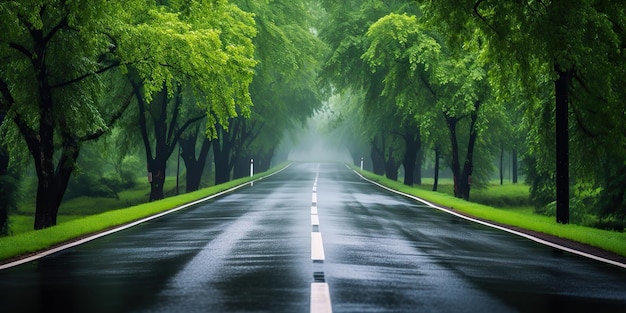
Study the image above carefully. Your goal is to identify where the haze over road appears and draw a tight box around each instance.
[1,163,625,312]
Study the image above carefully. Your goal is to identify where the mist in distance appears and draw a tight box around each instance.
[285,115,352,164]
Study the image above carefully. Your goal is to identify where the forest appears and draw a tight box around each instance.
[1,0,625,235]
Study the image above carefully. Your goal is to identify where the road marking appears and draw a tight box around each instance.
[311,282,333,313]
[311,232,325,261]
[0,164,294,271]
[311,214,320,226]
[350,165,626,270]
[311,164,332,313]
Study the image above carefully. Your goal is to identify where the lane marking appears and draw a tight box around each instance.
[350,166,626,269]
[311,282,333,313]
[311,232,326,261]
[311,163,332,313]
[311,214,320,226]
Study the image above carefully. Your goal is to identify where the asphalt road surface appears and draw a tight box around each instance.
[1,163,625,313]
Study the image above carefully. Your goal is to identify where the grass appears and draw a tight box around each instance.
[10,177,180,234]
[0,163,288,263]
[354,166,626,258]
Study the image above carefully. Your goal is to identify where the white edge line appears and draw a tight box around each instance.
[0,164,293,271]
[349,165,626,269]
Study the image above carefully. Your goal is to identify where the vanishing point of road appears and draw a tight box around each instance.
[1,163,625,312]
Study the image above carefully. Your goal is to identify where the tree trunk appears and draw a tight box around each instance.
[401,129,420,186]
[512,148,518,183]
[500,146,504,185]
[135,83,203,201]
[432,146,441,192]
[180,135,211,192]
[213,133,233,185]
[445,114,461,198]
[458,103,480,201]
[413,147,423,185]
[0,112,9,234]
[370,141,385,175]
[147,158,166,201]
[384,155,399,181]
[256,148,275,172]
[232,156,251,179]
[555,65,571,224]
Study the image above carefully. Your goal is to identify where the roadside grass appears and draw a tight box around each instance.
[10,177,179,235]
[354,167,626,258]
[0,163,288,263]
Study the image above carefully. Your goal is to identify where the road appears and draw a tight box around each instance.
[1,163,625,313]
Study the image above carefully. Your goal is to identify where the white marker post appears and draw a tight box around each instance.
[360,157,363,171]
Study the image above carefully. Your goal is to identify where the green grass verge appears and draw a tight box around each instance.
[0,163,288,263]
[10,177,181,235]
[353,166,626,258]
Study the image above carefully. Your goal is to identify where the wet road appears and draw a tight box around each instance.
[1,163,626,312]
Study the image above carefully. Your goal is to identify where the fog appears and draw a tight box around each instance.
[284,114,352,164]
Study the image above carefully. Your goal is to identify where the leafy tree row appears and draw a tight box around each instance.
[318,0,626,227]
[0,0,323,232]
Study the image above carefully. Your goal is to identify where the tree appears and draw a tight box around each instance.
[319,1,427,183]
[132,83,203,201]
[0,1,140,229]
[179,125,211,192]
[417,0,626,223]
[363,12,494,199]
[210,0,324,183]
[123,1,256,198]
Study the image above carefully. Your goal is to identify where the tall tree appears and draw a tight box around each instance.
[319,1,426,183]
[363,12,494,199]
[417,0,626,223]
[132,83,203,201]
[0,1,139,229]
[214,0,324,183]
[124,0,257,197]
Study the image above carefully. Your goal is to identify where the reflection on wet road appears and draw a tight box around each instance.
[1,163,625,312]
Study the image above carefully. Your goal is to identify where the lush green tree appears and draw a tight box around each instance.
[123,0,256,199]
[0,1,142,229]
[363,12,495,199]
[210,0,324,183]
[319,1,427,183]
[417,0,626,223]
[0,0,257,227]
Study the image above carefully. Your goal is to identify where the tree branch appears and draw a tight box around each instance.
[472,0,503,38]
[131,79,154,162]
[79,86,136,142]
[167,115,205,158]
[51,61,121,89]
[8,43,32,58]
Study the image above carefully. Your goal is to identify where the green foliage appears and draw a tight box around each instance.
[114,0,257,137]
[417,0,626,224]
